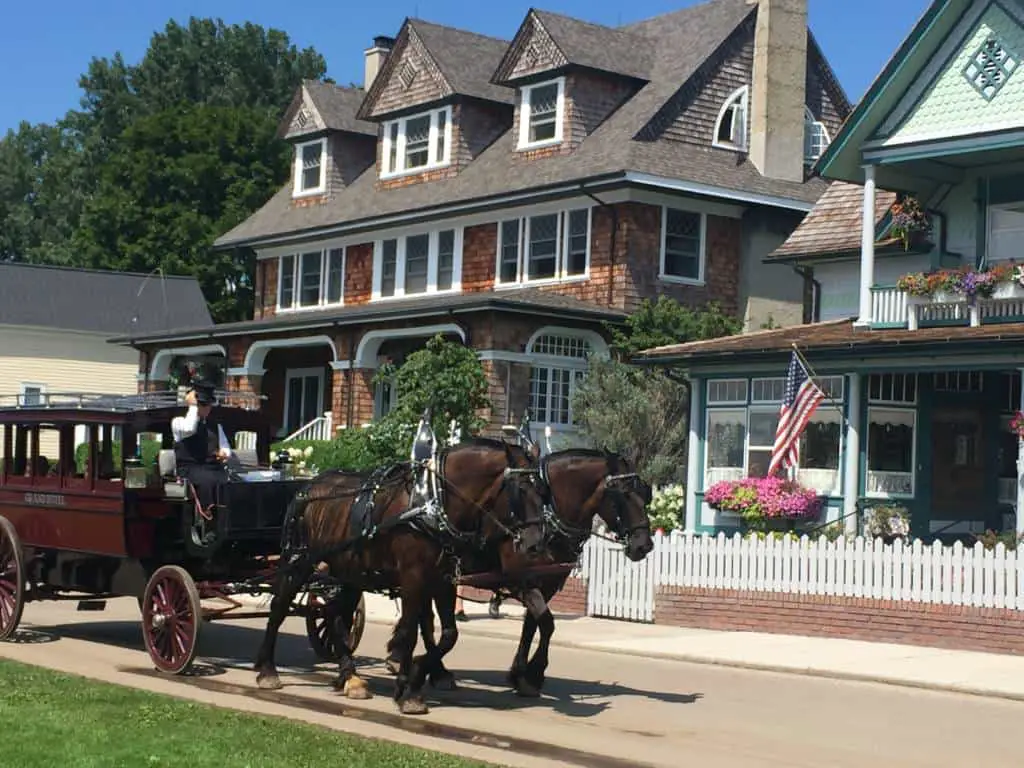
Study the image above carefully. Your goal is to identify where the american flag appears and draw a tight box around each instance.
[768,351,826,477]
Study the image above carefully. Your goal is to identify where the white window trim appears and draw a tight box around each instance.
[804,107,831,164]
[283,368,325,436]
[659,206,707,285]
[371,228,464,300]
[275,247,346,313]
[19,383,46,407]
[517,77,566,151]
[380,106,453,179]
[865,406,917,500]
[494,207,592,288]
[712,85,749,152]
[293,138,327,198]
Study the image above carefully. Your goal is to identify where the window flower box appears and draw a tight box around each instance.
[704,476,825,531]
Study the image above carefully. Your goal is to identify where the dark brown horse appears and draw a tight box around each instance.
[417,447,655,698]
[253,437,546,715]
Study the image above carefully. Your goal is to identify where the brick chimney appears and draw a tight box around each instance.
[364,36,395,90]
[748,0,808,183]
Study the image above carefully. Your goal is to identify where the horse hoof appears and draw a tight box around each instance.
[430,673,458,691]
[514,680,541,698]
[399,697,429,715]
[385,658,400,676]
[343,676,373,700]
[256,673,282,691]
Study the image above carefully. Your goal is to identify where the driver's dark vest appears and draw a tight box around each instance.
[174,417,220,467]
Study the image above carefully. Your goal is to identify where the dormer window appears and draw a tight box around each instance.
[518,78,565,150]
[804,107,830,164]
[712,86,748,151]
[293,138,327,197]
[381,106,452,178]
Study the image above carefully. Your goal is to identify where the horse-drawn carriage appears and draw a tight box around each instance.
[0,391,362,674]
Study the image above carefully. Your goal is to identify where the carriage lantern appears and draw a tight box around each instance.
[123,455,150,490]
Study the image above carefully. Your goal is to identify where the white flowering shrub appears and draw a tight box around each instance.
[284,445,317,476]
[647,483,684,532]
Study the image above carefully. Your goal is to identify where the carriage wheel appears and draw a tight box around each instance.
[141,565,201,674]
[0,516,25,640]
[306,593,366,662]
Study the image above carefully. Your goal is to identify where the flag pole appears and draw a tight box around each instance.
[790,342,849,430]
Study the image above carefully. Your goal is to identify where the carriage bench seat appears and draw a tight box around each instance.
[158,449,190,499]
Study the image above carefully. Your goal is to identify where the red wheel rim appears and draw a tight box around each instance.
[143,568,198,673]
[0,521,24,639]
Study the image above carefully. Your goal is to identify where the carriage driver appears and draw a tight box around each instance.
[170,379,235,516]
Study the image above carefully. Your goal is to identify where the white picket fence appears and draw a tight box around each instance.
[576,531,1024,623]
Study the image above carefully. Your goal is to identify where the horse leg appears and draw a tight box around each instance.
[523,583,560,693]
[386,598,436,676]
[328,587,372,700]
[254,556,311,690]
[393,576,430,715]
[427,581,459,691]
[508,609,540,698]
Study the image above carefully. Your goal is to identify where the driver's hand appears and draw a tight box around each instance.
[184,390,197,406]
[216,449,230,461]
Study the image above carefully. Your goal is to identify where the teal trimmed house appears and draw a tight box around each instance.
[638,0,1024,540]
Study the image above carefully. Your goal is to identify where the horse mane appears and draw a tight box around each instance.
[442,436,510,453]
[545,448,613,464]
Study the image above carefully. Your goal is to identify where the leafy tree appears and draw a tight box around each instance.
[369,335,493,463]
[609,296,740,360]
[576,297,740,487]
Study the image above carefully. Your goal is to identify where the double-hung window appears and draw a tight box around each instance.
[527,332,592,429]
[381,106,452,177]
[866,373,917,498]
[660,207,706,284]
[373,229,462,299]
[276,248,345,310]
[293,139,327,197]
[496,208,590,285]
[518,78,565,149]
[703,376,845,497]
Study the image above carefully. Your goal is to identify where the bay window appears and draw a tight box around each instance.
[277,248,345,310]
[703,375,844,495]
[865,373,917,498]
[293,138,326,197]
[496,208,590,285]
[381,106,452,177]
[518,78,564,149]
[373,228,462,299]
[527,331,592,429]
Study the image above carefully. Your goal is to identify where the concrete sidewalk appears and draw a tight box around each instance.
[360,592,1024,703]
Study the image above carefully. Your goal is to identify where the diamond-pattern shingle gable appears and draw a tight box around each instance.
[358,22,451,120]
[278,81,376,140]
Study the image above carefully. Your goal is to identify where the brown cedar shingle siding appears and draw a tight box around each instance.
[768,181,897,261]
[217,0,838,249]
[365,29,449,119]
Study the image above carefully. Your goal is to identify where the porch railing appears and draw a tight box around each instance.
[870,285,908,326]
[871,284,1024,329]
[283,412,334,443]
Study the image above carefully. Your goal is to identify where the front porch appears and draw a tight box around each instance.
[689,366,1024,542]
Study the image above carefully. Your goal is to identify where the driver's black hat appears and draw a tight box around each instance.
[191,379,217,406]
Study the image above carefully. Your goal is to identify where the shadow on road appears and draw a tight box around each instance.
[13,616,702,719]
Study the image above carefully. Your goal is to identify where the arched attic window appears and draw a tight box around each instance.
[712,86,748,151]
[804,107,831,164]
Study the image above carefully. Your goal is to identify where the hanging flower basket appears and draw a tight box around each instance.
[887,196,931,251]
[704,476,824,531]
[1010,411,1024,440]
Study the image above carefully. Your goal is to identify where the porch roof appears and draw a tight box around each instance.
[107,288,626,346]
[635,318,1024,365]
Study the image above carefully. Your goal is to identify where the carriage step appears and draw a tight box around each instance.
[76,600,107,611]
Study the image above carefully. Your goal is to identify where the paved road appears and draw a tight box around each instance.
[2,598,1022,768]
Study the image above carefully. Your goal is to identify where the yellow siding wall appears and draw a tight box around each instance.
[0,325,138,457]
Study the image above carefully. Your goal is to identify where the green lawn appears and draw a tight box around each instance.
[0,659,493,768]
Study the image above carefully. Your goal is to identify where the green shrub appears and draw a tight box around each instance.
[74,440,162,474]
[270,428,378,473]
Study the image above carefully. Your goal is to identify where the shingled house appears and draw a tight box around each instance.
[113,0,848,441]
[638,0,1024,541]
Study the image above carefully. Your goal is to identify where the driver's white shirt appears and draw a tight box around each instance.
[171,405,232,455]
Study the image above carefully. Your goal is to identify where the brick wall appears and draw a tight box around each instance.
[653,587,1024,656]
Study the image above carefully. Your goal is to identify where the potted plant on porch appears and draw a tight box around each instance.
[863,504,910,543]
[704,476,825,533]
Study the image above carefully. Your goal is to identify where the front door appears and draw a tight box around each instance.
[284,368,324,436]
[931,405,987,529]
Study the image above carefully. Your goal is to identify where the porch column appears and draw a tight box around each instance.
[1017,368,1024,538]
[855,164,877,327]
[684,377,702,533]
[842,372,862,537]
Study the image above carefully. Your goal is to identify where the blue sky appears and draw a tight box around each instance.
[0,0,930,134]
